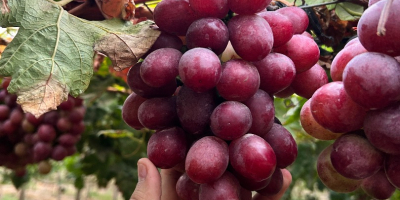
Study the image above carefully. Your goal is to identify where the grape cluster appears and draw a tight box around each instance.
[0,78,85,177]
[119,0,332,198]
[300,0,400,199]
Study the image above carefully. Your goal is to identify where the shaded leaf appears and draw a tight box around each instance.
[331,2,364,21]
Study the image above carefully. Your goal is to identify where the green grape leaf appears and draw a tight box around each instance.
[330,2,364,21]
[0,0,160,117]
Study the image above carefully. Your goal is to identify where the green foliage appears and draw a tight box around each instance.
[286,0,364,21]
[61,64,152,200]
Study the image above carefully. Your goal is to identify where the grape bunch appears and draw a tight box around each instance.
[299,0,400,199]
[0,78,86,177]
[120,0,330,198]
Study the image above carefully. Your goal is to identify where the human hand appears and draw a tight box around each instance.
[130,158,292,200]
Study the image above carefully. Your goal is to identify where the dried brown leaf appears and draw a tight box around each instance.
[94,25,160,71]
[17,78,68,117]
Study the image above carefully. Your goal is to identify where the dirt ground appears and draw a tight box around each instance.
[0,178,123,200]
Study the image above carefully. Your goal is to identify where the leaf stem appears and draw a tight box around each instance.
[298,0,340,8]
[377,0,393,36]
[53,0,74,6]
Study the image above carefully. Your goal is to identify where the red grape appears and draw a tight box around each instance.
[178,48,222,93]
[189,0,228,18]
[343,52,400,110]
[229,134,276,182]
[186,18,229,55]
[185,136,229,184]
[274,35,320,73]
[253,53,296,95]
[228,14,273,62]
[147,127,188,169]
[310,82,367,133]
[258,11,294,47]
[317,144,362,193]
[210,101,252,140]
[216,59,260,102]
[357,0,400,56]
[330,132,384,180]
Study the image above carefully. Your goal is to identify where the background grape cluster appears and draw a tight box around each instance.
[0,78,86,177]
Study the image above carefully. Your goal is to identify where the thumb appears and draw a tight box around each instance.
[130,158,162,200]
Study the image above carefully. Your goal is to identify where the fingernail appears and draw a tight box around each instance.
[138,163,147,182]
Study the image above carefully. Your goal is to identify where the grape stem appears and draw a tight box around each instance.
[1,0,9,14]
[377,0,393,36]
[53,0,74,6]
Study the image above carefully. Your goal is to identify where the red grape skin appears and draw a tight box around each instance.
[310,82,367,133]
[263,123,297,168]
[189,0,229,19]
[68,107,85,123]
[137,96,178,130]
[385,154,400,189]
[176,173,200,200]
[147,127,188,169]
[140,48,182,87]
[216,60,260,102]
[122,93,147,130]
[330,132,385,180]
[153,0,199,36]
[330,41,367,81]
[363,102,400,155]
[127,62,177,98]
[300,100,342,140]
[178,48,222,93]
[258,11,294,47]
[58,95,75,111]
[9,108,24,125]
[274,35,320,73]
[0,105,10,121]
[56,117,72,132]
[228,0,271,15]
[343,52,400,110]
[186,18,229,55]
[37,124,57,143]
[58,134,78,147]
[357,0,400,56]
[199,171,241,200]
[185,136,229,184]
[276,6,309,34]
[291,63,328,99]
[176,86,217,135]
[229,134,276,182]
[145,31,183,56]
[257,168,283,196]
[51,145,68,161]
[70,121,85,136]
[253,53,296,95]
[210,101,252,140]
[229,167,271,191]
[317,144,362,193]
[361,169,396,199]
[344,37,359,48]
[228,14,273,62]
[33,142,52,161]
[243,89,275,137]
[274,86,294,98]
